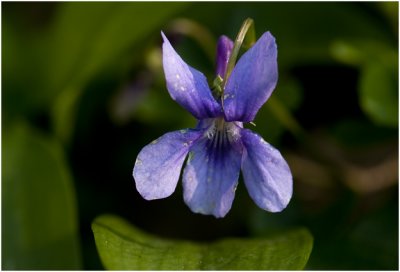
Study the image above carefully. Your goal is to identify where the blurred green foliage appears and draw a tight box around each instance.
[2,122,81,269]
[2,2,398,270]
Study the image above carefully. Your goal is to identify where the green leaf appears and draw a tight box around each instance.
[2,122,81,269]
[92,214,313,270]
[329,39,397,127]
[3,2,188,140]
[359,58,398,127]
[50,2,189,144]
[48,2,188,91]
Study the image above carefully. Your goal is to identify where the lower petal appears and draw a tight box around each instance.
[133,129,202,200]
[182,130,242,218]
[241,129,292,212]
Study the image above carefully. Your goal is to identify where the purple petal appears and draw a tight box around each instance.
[223,32,278,122]
[162,32,222,119]
[241,129,292,212]
[216,35,234,78]
[133,129,203,200]
[182,126,243,218]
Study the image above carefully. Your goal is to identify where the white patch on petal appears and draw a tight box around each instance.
[204,122,216,139]
[135,158,142,166]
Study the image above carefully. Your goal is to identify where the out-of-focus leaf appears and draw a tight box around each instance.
[219,2,394,68]
[48,2,188,92]
[330,39,397,127]
[2,17,50,122]
[52,87,81,144]
[359,58,398,127]
[92,214,313,270]
[49,2,189,143]
[3,2,188,140]
[330,41,364,66]
[2,122,81,269]
[331,39,396,67]
[377,1,398,34]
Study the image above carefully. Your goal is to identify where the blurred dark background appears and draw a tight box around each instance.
[2,2,398,270]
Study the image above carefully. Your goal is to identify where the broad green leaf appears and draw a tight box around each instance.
[2,122,81,269]
[92,214,313,270]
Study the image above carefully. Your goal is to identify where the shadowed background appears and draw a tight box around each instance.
[2,2,398,270]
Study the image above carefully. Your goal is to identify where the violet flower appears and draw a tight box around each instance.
[133,31,292,218]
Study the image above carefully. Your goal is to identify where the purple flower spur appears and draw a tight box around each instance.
[133,31,293,218]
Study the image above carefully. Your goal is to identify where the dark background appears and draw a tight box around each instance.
[2,2,398,270]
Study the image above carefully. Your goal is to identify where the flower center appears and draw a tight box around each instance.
[203,117,241,143]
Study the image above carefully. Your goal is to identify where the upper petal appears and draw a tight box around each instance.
[182,124,243,218]
[216,35,234,78]
[240,129,292,212]
[133,129,203,200]
[223,32,278,122]
[162,32,222,119]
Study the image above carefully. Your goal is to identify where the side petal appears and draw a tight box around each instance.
[241,129,292,212]
[224,32,278,122]
[133,129,202,200]
[162,32,222,119]
[182,130,242,218]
